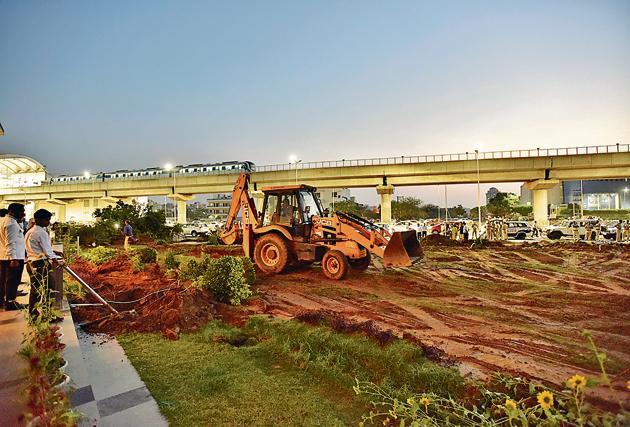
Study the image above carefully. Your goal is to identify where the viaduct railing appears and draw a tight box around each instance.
[255,143,630,172]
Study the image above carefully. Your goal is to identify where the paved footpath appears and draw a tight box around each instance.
[0,280,167,427]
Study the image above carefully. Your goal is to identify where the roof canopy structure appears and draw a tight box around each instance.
[0,154,46,175]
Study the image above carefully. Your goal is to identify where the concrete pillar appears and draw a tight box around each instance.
[56,204,67,222]
[177,200,187,224]
[251,190,264,211]
[525,179,559,227]
[376,184,394,224]
[532,189,549,227]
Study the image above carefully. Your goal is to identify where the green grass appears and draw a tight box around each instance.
[118,317,463,426]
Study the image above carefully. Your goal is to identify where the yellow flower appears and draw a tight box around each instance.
[567,374,587,391]
[419,397,431,408]
[537,390,554,410]
[505,399,517,411]
[407,397,415,405]
[388,410,397,419]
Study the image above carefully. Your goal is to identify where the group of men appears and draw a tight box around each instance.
[0,203,64,320]
[576,219,630,242]
[485,219,509,241]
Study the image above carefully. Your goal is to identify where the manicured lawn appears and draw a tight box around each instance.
[118,318,463,426]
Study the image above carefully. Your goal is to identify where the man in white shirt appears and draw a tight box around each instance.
[0,203,26,310]
[25,209,64,318]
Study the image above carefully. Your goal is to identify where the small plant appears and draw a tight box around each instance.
[19,273,80,426]
[207,233,220,245]
[133,246,157,264]
[63,279,85,301]
[131,255,145,272]
[164,251,180,270]
[81,246,118,265]
[182,255,255,305]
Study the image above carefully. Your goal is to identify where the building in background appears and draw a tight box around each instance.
[485,187,500,204]
[207,193,232,219]
[520,179,630,211]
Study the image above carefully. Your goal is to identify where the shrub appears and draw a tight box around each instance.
[164,251,180,270]
[207,233,220,245]
[82,246,118,265]
[131,255,145,272]
[182,255,255,305]
[134,247,157,264]
[197,256,255,305]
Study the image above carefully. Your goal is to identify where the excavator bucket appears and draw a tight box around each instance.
[382,230,423,267]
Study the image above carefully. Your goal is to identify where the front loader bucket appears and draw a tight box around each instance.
[382,230,423,267]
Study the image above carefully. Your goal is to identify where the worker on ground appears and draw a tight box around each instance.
[486,220,493,241]
[0,203,26,311]
[122,219,137,250]
[25,209,64,320]
[622,220,630,242]
[471,222,479,240]
[585,221,593,242]
[616,220,623,242]
[462,222,469,241]
[571,221,579,241]
[451,223,458,240]
[501,220,508,241]
[594,220,602,241]
[531,221,539,238]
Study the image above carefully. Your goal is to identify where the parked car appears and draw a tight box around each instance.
[506,221,531,240]
[373,222,395,235]
[391,220,423,233]
[543,219,599,240]
[181,221,210,237]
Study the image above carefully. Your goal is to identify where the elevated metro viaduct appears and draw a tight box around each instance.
[1,144,629,225]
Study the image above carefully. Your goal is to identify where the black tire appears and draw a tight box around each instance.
[254,234,290,274]
[548,231,562,240]
[349,251,371,271]
[515,232,526,240]
[322,250,349,280]
[191,230,198,237]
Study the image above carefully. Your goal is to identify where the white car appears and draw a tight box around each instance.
[391,220,423,233]
[373,222,395,235]
[543,219,599,240]
[181,221,210,237]
[207,221,224,232]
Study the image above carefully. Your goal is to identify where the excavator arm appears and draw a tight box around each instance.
[219,173,260,258]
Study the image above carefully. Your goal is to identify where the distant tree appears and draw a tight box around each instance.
[512,205,533,218]
[334,200,377,219]
[469,206,488,221]
[392,197,426,221]
[422,204,440,219]
[449,204,467,218]
[187,204,212,221]
[486,192,519,217]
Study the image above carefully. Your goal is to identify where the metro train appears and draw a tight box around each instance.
[50,160,255,184]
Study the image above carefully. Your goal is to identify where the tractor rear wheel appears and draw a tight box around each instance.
[349,251,371,271]
[254,234,290,274]
[322,250,349,280]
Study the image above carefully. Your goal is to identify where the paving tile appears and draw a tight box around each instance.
[70,384,95,407]
[76,330,145,401]
[99,399,168,427]
[97,386,153,417]
[75,400,99,427]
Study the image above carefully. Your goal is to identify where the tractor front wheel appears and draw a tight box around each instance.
[322,250,349,280]
[254,234,290,274]
[349,251,371,271]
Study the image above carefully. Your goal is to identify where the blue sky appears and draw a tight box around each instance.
[1,0,629,205]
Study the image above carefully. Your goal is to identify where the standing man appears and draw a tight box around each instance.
[623,220,630,242]
[122,219,136,250]
[471,221,479,240]
[571,221,579,241]
[585,221,593,242]
[615,220,622,242]
[0,203,26,310]
[25,209,64,318]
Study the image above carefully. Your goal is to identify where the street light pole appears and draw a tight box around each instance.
[475,150,481,231]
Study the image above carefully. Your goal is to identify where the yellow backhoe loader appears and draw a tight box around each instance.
[220,173,422,279]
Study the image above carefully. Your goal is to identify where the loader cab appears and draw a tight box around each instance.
[261,185,323,238]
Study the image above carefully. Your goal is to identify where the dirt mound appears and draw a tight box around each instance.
[69,255,215,338]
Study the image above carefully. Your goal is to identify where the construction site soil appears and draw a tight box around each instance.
[69,240,630,405]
